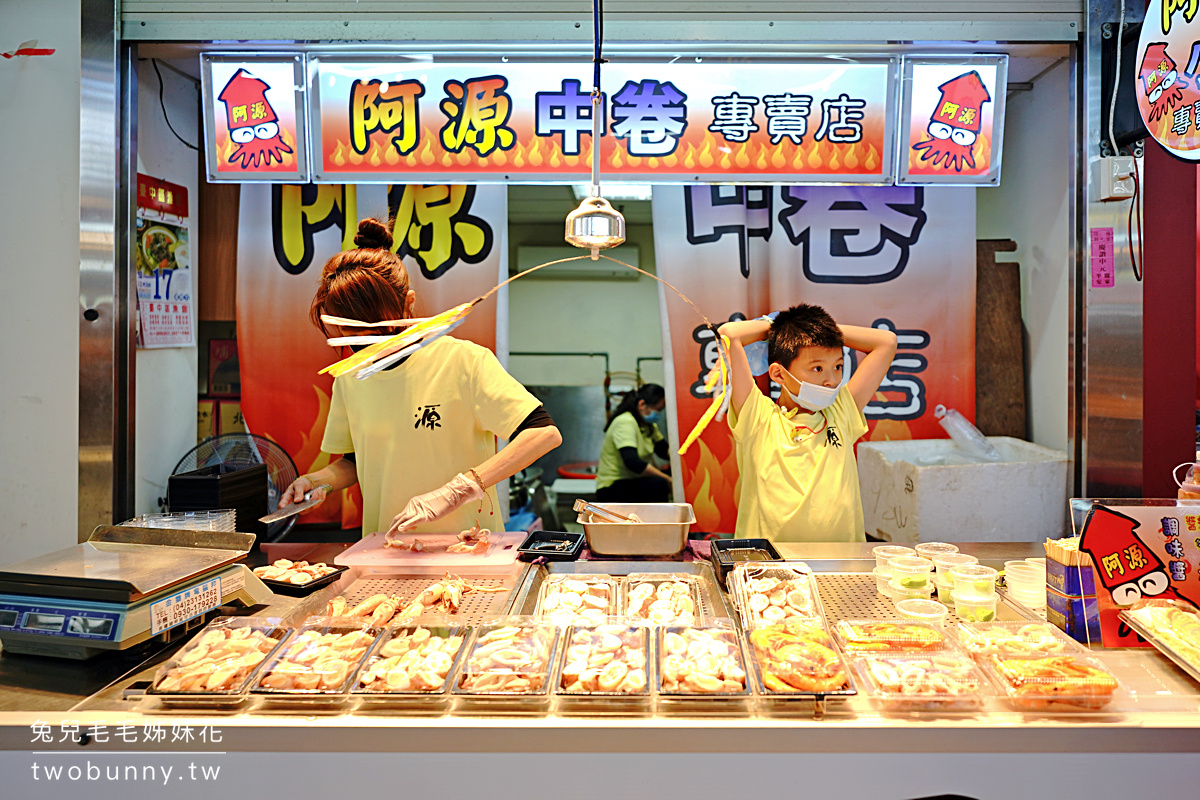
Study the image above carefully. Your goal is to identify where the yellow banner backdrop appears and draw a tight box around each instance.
[236,183,507,526]
[653,185,976,533]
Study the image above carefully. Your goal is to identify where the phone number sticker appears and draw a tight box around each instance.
[150,577,222,635]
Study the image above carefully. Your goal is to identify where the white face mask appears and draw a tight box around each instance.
[779,367,840,412]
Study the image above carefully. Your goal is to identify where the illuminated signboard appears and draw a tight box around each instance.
[306,57,898,183]
[898,56,1008,186]
[1134,0,1200,160]
[201,54,309,182]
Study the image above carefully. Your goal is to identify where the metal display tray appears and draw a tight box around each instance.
[507,561,736,621]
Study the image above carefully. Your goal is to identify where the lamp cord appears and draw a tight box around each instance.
[590,0,604,194]
[152,59,199,151]
[1108,0,1125,156]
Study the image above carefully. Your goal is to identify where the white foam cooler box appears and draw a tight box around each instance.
[857,436,1069,543]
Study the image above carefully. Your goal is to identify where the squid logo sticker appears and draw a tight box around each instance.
[1140,43,1189,123]
[911,71,991,172]
[217,69,294,169]
[1079,505,1200,608]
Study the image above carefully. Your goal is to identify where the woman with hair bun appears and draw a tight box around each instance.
[279,217,562,536]
[594,383,672,503]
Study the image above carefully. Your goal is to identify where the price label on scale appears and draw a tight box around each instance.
[149,577,222,635]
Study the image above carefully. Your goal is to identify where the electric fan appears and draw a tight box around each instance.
[170,433,299,542]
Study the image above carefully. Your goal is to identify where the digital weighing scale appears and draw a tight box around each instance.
[0,525,273,659]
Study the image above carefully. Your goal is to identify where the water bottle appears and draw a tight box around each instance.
[934,405,1002,461]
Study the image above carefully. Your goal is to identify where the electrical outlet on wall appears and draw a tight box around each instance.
[1098,156,1136,201]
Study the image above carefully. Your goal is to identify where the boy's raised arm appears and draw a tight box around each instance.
[841,324,898,412]
[717,318,772,416]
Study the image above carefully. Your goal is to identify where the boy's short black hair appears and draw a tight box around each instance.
[767,304,844,367]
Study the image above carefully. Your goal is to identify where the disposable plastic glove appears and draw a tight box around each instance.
[386,473,484,535]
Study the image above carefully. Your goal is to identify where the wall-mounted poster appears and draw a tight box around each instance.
[201,54,309,182]
[136,215,193,348]
[898,56,1007,186]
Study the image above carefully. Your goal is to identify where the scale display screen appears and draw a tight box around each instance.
[68,616,113,636]
[0,609,17,627]
[23,612,66,632]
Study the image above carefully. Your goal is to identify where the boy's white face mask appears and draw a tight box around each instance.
[779,367,840,412]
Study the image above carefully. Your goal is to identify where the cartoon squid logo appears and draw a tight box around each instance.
[1140,42,1189,123]
[1079,505,1200,608]
[217,69,294,169]
[912,71,991,172]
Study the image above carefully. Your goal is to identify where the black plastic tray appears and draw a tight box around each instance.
[518,531,585,562]
[709,538,782,588]
[257,564,349,596]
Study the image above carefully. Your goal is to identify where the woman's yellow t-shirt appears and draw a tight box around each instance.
[321,336,540,535]
[727,385,868,542]
[596,412,665,490]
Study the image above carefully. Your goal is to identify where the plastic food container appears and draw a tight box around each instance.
[915,542,959,561]
[873,545,916,575]
[555,621,651,715]
[981,652,1123,711]
[1120,598,1200,683]
[452,617,561,715]
[1007,586,1047,609]
[535,574,619,627]
[951,590,998,622]
[853,652,990,713]
[873,566,891,595]
[576,502,695,557]
[834,619,949,654]
[656,619,750,713]
[933,552,979,578]
[730,561,822,630]
[253,619,379,706]
[954,621,1083,658]
[885,581,935,602]
[745,621,855,704]
[888,557,934,590]
[895,599,949,626]
[622,573,702,625]
[147,617,290,708]
[353,622,469,712]
[949,564,998,600]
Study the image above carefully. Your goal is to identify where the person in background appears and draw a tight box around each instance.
[595,384,672,503]
[720,304,897,542]
[280,217,562,536]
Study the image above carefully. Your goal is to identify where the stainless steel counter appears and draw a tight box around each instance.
[2,541,1199,790]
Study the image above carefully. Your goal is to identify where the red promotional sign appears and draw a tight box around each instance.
[136,174,189,218]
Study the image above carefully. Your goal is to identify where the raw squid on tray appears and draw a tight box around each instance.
[151,623,281,694]
[624,577,698,625]
[253,559,339,585]
[324,572,506,625]
[536,576,617,627]
[256,626,376,693]
[356,626,466,693]
[856,653,987,711]
[955,622,1074,657]
[1124,599,1200,669]
[834,620,948,654]
[383,526,491,555]
[734,564,821,628]
[559,625,649,694]
[747,622,848,694]
[457,624,558,694]
[658,625,747,694]
[983,654,1120,711]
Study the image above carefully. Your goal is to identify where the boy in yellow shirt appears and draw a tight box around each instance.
[720,305,897,542]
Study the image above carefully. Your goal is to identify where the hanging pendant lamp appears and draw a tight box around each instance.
[565,0,626,259]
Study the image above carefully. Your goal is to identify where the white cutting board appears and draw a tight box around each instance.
[334,530,524,568]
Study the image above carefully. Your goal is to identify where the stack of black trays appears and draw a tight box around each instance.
[168,463,268,538]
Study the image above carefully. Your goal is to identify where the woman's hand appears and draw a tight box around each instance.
[387,473,484,535]
[279,475,330,513]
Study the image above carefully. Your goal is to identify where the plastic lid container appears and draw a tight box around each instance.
[951,590,998,622]
[454,618,561,697]
[895,599,949,625]
[955,621,1081,657]
[731,561,822,630]
[873,545,916,573]
[933,553,979,575]
[915,542,959,561]
[1005,562,1045,578]
[872,566,891,595]
[888,557,934,590]
[949,564,998,600]
[982,653,1122,711]
[834,619,948,653]
[887,581,935,601]
[746,621,850,695]
[853,652,990,712]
